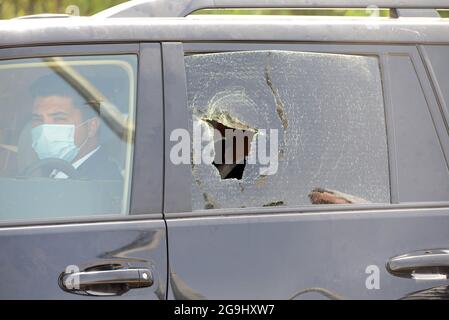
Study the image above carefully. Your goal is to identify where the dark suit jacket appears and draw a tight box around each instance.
[76,147,122,180]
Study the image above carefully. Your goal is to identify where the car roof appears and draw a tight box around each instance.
[1,16,449,48]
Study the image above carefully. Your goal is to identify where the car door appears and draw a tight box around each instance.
[162,42,449,300]
[0,43,167,299]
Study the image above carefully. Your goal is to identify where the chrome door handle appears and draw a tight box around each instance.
[59,267,153,296]
[387,249,449,280]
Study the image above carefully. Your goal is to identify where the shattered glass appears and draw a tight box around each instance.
[185,50,390,210]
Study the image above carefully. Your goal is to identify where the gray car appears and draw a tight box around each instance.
[1,0,449,300]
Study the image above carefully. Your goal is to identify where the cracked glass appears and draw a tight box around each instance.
[185,50,390,210]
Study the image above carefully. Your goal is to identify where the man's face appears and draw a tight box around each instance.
[32,95,89,147]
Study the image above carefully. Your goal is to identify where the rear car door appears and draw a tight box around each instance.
[0,43,166,299]
[163,42,449,300]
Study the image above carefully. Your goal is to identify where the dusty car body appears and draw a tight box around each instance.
[1,0,449,299]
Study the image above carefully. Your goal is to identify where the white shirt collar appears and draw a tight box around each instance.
[72,146,101,169]
[52,146,101,179]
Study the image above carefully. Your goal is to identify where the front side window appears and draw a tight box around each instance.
[185,50,389,210]
[0,54,137,221]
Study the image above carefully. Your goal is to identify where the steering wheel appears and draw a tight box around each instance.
[19,158,81,179]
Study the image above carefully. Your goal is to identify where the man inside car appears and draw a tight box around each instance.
[29,76,122,180]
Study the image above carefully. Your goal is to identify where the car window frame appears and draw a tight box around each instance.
[0,43,164,227]
[163,41,449,218]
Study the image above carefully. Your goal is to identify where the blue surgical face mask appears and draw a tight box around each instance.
[31,121,89,163]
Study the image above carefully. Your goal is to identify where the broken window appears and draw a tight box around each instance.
[185,50,390,210]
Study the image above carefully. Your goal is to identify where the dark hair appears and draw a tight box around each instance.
[30,74,100,121]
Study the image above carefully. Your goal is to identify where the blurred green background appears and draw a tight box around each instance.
[0,0,447,19]
[0,0,126,17]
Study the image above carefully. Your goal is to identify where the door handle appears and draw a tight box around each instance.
[59,267,153,296]
[386,249,449,280]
